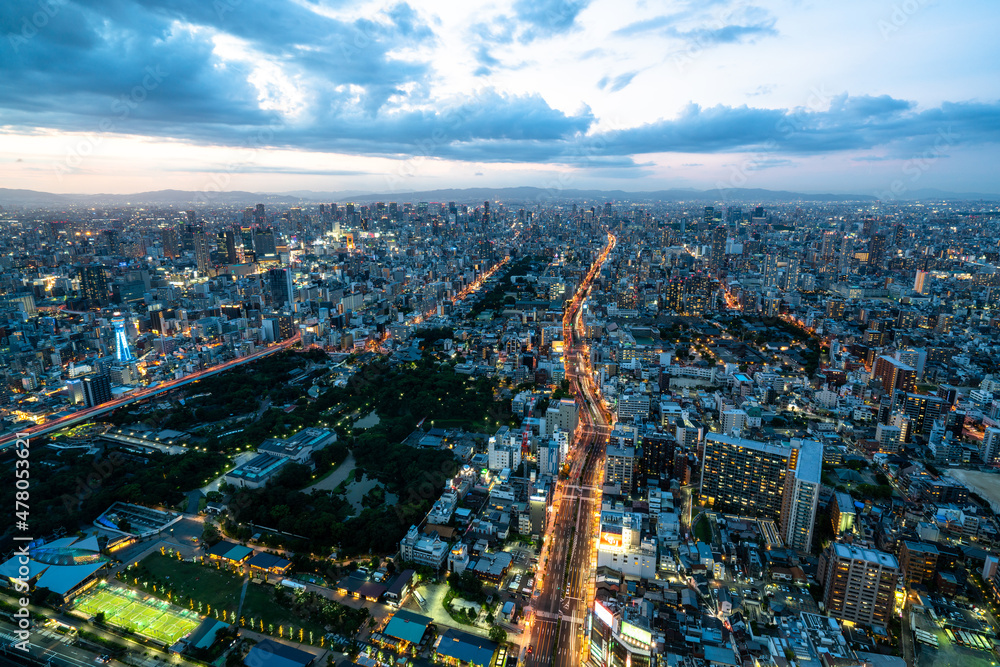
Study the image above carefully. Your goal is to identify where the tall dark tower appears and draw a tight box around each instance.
[79,266,109,308]
[710,225,727,272]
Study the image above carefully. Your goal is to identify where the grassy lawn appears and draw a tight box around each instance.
[693,513,713,544]
[242,585,326,637]
[128,553,324,637]
[134,553,243,610]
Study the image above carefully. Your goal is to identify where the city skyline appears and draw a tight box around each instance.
[2,0,999,196]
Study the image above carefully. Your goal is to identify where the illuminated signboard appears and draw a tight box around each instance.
[594,601,614,628]
[620,621,652,647]
[599,532,622,548]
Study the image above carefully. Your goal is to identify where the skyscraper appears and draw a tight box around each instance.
[779,439,823,552]
[700,433,822,547]
[255,228,277,260]
[699,433,792,520]
[873,355,917,394]
[225,229,237,265]
[762,253,780,288]
[818,543,899,627]
[868,233,887,269]
[79,266,109,308]
[710,225,727,272]
[187,225,210,273]
[161,228,179,259]
[268,267,294,307]
[83,373,112,407]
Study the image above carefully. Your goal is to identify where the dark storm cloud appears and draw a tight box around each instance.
[2,1,999,172]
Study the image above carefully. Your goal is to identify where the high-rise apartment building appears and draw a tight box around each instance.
[762,253,780,288]
[982,427,1000,465]
[700,434,822,550]
[892,391,945,436]
[818,543,899,627]
[873,355,917,394]
[898,540,939,588]
[83,373,112,407]
[188,225,210,273]
[779,439,823,552]
[79,265,110,308]
[710,225,727,272]
[605,445,637,494]
[699,433,792,520]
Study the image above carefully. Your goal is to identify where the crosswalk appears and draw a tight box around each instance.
[533,611,585,624]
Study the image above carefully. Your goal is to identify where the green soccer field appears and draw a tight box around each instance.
[73,586,201,645]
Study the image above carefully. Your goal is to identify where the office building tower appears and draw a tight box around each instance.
[268,267,294,307]
[545,398,579,437]
[188,225,210,273]
[914,270,929,295]
[638,430,677,485]
[223,229,237,265]
[710,225,727,272]
[538,442,560,477]
[161,228,179,259]
[862,217,877,237]
[818,543,898,627]
[868,233,887,268]
[255,228,277,260]
[83,374,112,407]
[79,266,109,307]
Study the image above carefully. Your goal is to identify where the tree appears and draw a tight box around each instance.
[202,522,222,546]
[489,625,507,644]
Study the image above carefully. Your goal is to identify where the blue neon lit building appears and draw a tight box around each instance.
[112,315,136,363]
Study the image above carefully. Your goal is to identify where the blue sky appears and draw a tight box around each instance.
[1,0,998,195]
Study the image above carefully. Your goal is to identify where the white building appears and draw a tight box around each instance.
[781,439,824,553]
[720,409,747,436]
[596,503,657,579]
[400,525,449,569]
[427,490,459,525]
[982,427,1000,465]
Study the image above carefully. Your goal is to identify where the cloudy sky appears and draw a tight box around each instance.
[1,0,998,195]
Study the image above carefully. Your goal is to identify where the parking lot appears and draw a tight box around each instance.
[912,608,998,667]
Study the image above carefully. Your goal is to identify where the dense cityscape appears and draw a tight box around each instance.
[0,193,999,667]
